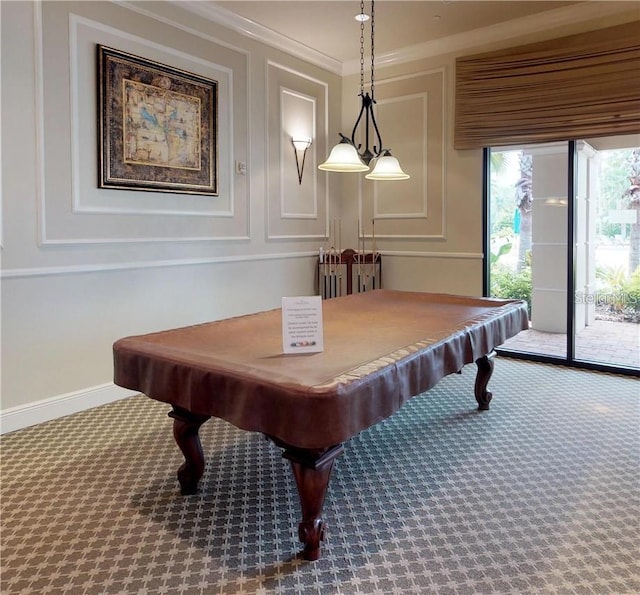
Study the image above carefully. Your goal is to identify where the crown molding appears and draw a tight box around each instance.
[169,1,639,78]
[346,3,639,75]
[170,0,343,75]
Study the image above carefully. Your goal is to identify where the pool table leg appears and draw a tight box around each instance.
[281,443,344,561]
[475,352,495,410]
[168,406,211,495]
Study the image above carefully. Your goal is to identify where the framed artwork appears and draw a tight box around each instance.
[98,45,218,195]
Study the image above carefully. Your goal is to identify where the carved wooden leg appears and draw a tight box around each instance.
[475,352,496,410]
[281,444,344,561]
[168,406,211,495]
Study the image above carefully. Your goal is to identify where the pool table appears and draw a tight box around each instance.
[113,289,529,560]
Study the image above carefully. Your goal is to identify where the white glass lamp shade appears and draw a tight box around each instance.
[365,151,410,180]
[318,139,369,172]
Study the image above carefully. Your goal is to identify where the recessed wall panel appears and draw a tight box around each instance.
[280,89,316,218]
[373,94,427,218]
[361,69,445,239]
[39,3,250,244]
[267,62,328,239]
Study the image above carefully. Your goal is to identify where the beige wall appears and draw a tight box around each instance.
[335,4,639,296]
[2,1,635,431]
[0,0,340,429]
[337,59,485,295]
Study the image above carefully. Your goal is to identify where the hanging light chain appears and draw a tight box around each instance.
[318,0,408,178]
[370,0,375,100]
[359,0,365,95]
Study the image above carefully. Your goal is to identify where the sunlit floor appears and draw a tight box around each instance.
[502,320,639,369]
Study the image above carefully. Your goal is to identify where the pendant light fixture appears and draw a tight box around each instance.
[319,0,409,180]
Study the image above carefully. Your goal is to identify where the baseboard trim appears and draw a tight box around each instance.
[0,383,139,435]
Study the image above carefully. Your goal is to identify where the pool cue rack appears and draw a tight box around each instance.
[316,248,382,299]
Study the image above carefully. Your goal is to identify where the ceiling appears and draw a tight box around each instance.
[212,1,584,64]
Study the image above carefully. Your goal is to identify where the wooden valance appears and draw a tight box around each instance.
[454,21,640,149]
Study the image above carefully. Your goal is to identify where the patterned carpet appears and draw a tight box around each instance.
[1,358,639,594]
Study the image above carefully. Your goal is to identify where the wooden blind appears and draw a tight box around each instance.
[454,22,640,149]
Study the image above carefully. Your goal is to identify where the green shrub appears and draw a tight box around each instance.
[596,265,640,318]
[490,265,532,314]
[598,221,622,238]
[624,266,640,314]
[490,242,512,265]
[596,264,627,291]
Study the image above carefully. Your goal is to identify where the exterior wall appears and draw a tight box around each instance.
[529,144,570,333]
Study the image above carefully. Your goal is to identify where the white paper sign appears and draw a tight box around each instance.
[282,296,324,354]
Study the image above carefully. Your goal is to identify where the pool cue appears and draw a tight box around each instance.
[356,221,361,293]
[337,219,342,296]
[360,224,366,293]
[321,247,327,299]
[371,218,377,290]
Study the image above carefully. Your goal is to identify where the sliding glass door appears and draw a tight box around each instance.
[573,141,640,369]
[486,136,639,374]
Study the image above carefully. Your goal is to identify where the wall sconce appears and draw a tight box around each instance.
[292,137,312,185]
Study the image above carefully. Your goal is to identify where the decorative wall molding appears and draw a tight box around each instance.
[266,61,329,241]
[373,92,428,220]
[369,234,446,240]
[279,87,318,219]
[361,68,446,240]
[34,1,47,247]
[34,3,251,247]
[0,250,317,279]
[381,250,483,260]
[68,14,236,218]
[32,234,252,247]
[0,248,481,279]
[0,383,139,435]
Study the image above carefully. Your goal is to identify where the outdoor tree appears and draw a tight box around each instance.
[515,153,533,272]
[623,148,640,274]
[599,149,632,238]
[489,151,518,237]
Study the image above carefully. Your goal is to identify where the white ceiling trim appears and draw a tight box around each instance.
[172,0,343,75]
[351,2,640,75]
[174,1,638,78]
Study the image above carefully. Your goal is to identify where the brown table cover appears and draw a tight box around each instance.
[113,290,529,449]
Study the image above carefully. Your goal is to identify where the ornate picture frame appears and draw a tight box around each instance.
[98,45,218,195]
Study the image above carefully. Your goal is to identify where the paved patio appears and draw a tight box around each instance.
[502,319,639,369]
